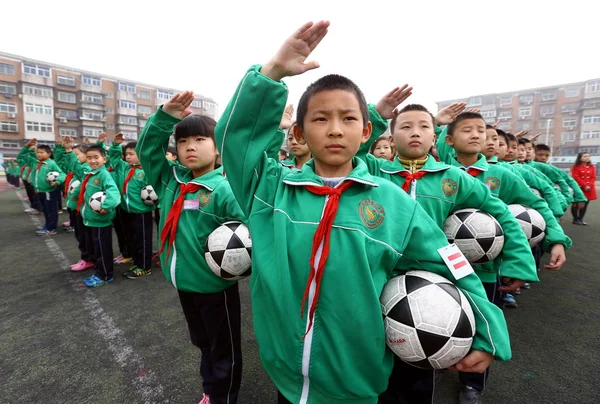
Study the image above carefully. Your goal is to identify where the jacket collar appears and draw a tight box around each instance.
[282,157,378,188]
[379,154,450,174]
[173,166,225,192]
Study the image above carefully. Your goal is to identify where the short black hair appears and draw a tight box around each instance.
[296,74,369,131]
[486,124,496,130]
[495,129,509,144]
[518,138,530,145]
[535,143,551,151]
[506,133,517,143]
[37,145,52,154]
[369,135,392,154]
[447,112,485,136]
[86,145,106,156]
[123,141,137,152]
[166,147,178,157]
[72,144,85,152]
[174,114,217,143]
[390,104,435,134]
[278,149,288,158]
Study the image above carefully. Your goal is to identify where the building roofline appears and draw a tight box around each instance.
[0,51,217,104]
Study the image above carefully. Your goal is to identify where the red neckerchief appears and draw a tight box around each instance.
[76,173,93,213]
[398,171,428,192]
[122,165,142,194]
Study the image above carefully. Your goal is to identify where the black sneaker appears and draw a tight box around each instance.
[123,266,152,279]
[459,386,482,404]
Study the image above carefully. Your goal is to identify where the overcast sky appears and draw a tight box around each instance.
[3,0,599,117]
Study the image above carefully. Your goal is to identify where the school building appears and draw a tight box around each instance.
[437,78,600,165]
[0,51,217,165]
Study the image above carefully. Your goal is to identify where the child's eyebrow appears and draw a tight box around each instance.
[311,108,358,115]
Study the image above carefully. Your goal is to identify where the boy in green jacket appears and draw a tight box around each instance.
[216,21,511,404]
[137,98,246,404]
[17,138,66,235]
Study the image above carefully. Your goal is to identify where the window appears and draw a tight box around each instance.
[561,133,577,142]
[0,121,18,132]
[0,82,17,95]
[519,107,532,117]
[83,127,103,137]
[59,128,77,137]
[58,91,76,103]
[139,119,147,127]
[106,108,114,114]
[138,90,151,100]
[541,91,557,101]
[582,100,600,109]
[561,103,579,113]
[565,87,580,98]
[107,123,115,130]
[499,97,512,106]
[191,100,202,108]
[539,119,554,129]
[203,100,214,109]
[498,122,511,131]
[540,105,555,116]
[119,83,136,93]
[518,121,532,130]
[82,93,103,104]
[119,100,136,109]
[26,121,53,132]
[585,80,600,93]
[0,63,15,75]
[1,141,19,148]
[157,90,173,100]
[82,75,101,87]
[498,110,512,119]
[563,118,577,128]
[23,84,52,98]
[23,63,51,77]
[81,110,105,120]
[118,116,138,125]
[582,115,600,124]
[519,95,533,104]
[138,105,152,114]
[466,97,482,107]
[582,131,600,139]
[25,103,52,115]
[57,75,75,86]
[0,102,17,113]
[481,110,496,119]
[105,92,113,99]
[579,146,599,154]
[58,109,78,119]
[121,131,138,140]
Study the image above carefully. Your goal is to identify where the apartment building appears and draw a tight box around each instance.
[437,78,600,165]
[0,52,217,162]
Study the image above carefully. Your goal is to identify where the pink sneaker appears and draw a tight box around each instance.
[70,260,84,269]
[71,261,94,272]
[63,220,71,227]
[199,394,211,404]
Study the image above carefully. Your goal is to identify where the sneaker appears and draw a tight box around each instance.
[24,208,34,213]
[43,230,57,236]
[522,282,531,290]
[199,394,211,404]
[459,386,481,404]
[36,229,48,236]
[71,260,95,272]
[29,210,42,215]
[513,288,521,295]
[66,227,75,233]
[70,260,85,269]
[113,255,124,264]
[63,220,71,227]
[58,210,63,214]
[83,275,114,288]
[119,257,133,264]
[503,293,518,308]
[123,266,152,279]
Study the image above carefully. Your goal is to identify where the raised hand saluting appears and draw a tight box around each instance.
[434,102,467,126]
[375,84,413,120]
[164,91,194,119]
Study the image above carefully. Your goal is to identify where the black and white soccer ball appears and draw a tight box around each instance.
[68,179,81,194]
[530,187,542,198]
[205,221,252,280]
[508,204,546,247]
[46,171,60,183]
[140,185,159,206]
[443,209,504,263]
[89,191,106,213]
[381,271,476,369]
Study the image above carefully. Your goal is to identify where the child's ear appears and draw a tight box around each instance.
[445,135,454,146]
[360,121,373,144]
[388,135,394,146]
[293,124,307,146]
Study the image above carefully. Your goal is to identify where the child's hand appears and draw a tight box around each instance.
[164,92,194,119]
[98,132,107,143]
[498,277,526,292]
[56,136,64,146]
[544,244,566,270]
[26,138,38,147]
[280,104,295,130]
[84,137,90,144]
[491,118,503,128]
[528,133,541,142]
[449,350,493,373]
[514,129,530,138]
[113,133,125,145]
[97,208,109,215]
[261,21,330,82]
[435,102,466,126]
[466,107,481,114]
[375,84,413,119]
[63,136,74,150]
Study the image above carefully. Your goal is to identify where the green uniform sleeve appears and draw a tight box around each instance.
[109,143,129,173]
[518,168,564,217]
[533,162,572,202]
[394,202,511,361]
[17,146,37,167]
[214,65,288,216]
[357,104,388,160]
[435,126,455,165]
[266,129,286,160]
[100,172,121,211]
[49,160,67,185]
[136,107,181,198]
[559,170,587,203]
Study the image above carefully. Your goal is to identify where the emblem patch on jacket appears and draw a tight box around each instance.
[93,178,100,185]
[484,176,500,190]
[441,178,458,197]
[358,198,385,229]
[198,189,212,207]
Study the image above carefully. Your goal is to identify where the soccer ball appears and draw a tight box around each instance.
[68,179,81,194]
[380,271,476,369]
[530,187,542,198]
[89,191,106,213]
[508,204,546,247]
[46,171,60,183]
[443,209,504,263]
[140,185,159,206]
[205,221,252,280]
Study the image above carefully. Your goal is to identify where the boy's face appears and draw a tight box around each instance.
[392,111,435,160]
[496,136,507,160]
[74,147,86,163]
[36,148,50,161]
[176,135,218,172]
[505,140,518,161]
[86,150,107,170]
[295,89,371,177]
[373,138,394,160]
[445,118,485,155]
[483,128,498,159]
[516,144,527,162]
[124,148,140,165]
[525,143,535,160]
[165,152,177,162]
[287,124,310,158]
[535,149,550,163]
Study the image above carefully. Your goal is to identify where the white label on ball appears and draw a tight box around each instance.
[437,243,474,281]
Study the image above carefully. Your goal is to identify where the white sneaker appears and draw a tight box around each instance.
[24,208,34,213]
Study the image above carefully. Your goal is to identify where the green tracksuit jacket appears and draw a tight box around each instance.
[17,146,66,193]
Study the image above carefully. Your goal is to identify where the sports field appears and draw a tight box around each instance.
[1,181,599,404]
